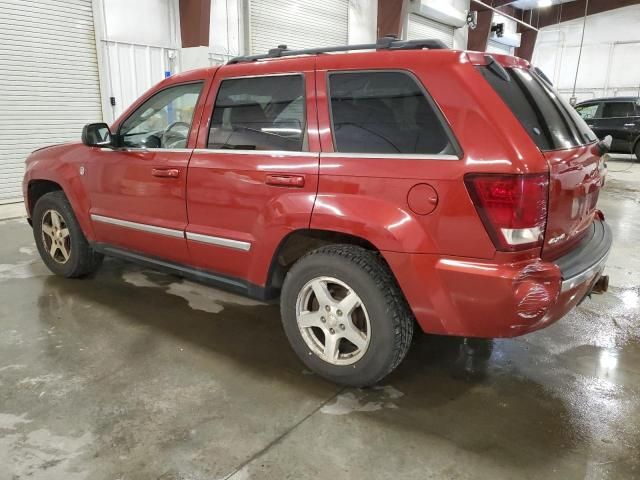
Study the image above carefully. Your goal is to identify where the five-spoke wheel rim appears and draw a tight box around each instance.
[41,209,71,264]
[295,276,371,366]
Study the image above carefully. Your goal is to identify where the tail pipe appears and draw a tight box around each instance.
[591,275,609,294]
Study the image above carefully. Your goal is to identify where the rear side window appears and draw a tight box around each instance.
[479,66,596,151]
[208,75,305,151]
[602,102,636,118]
[328,71,457,155]
[575,103,600,120]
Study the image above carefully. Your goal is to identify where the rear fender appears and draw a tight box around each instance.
[310,193,435,252]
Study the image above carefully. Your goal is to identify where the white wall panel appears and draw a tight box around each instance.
[532,5,640,102]
[0,0,102,204]
[100,41,180,121]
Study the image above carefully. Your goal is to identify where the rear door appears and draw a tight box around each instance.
[598,101,638,153]
[186,59,320,287]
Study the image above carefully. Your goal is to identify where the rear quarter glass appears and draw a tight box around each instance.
[477,66,596,151]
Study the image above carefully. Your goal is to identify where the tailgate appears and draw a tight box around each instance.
[542,145,605,259]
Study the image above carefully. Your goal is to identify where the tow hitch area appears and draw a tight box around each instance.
[591,275,609,294]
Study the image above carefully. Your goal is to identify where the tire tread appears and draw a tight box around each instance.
[293,244,414,384]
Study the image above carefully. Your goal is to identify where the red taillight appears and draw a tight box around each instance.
[465,173,549,251]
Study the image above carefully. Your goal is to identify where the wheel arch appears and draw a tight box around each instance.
[26,175,95,241]
[27,179,63,217]
[261,228,387,299]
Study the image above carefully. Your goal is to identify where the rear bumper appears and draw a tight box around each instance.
[556,219,611,293]
[383,219,612,338]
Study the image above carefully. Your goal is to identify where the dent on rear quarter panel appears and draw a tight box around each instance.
[26,143,96,240]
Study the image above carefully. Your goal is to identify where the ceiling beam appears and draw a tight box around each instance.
[525,0,640,29]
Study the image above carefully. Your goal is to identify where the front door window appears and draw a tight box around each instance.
[119,82,203,149]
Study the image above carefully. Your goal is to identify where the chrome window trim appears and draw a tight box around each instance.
[186,232,251,251]
[193,148,318,157]
[99,148,193,153]
[90,214,185,239]
[321,152,459,160]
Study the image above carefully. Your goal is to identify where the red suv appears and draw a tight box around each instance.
[23,39,612,387]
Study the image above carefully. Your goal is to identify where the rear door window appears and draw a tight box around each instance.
[602,102,636,118]
[208,74,306,152]
[327,71,458,155]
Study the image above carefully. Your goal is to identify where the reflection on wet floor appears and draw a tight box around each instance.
[0,160,639,479]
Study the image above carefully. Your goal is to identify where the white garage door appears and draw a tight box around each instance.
[487,39,514,56]
[407,13,454,48]
[248,0,349,55]
[0,0,102,204]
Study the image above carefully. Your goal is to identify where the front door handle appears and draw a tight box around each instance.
[265,174,305,188]
[624,123,636,127]
[152,168,180,178]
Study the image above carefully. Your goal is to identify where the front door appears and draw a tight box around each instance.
[186,59,320,289]
[86,81,206,264]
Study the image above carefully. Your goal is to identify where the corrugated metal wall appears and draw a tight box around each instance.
[0,0,103,204]
[248,0,349,54]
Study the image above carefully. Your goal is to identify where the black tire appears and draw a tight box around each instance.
[280,245,414,387]
[32,191,103,278]
[634,140,640,161]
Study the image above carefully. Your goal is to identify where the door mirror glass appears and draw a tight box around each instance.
[82,123,113,147]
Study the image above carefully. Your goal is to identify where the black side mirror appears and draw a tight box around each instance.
[82,123,113,147]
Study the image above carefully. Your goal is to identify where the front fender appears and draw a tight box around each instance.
[24,143,95,241]
[310,193,435,253]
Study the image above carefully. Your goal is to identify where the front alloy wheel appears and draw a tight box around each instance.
[41,209,71,264]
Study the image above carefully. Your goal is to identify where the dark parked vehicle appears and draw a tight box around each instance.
[575,97,640,158]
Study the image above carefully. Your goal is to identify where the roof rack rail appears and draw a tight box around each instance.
[227,36,448,65]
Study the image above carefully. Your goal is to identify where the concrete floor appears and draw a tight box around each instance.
[1,155,639,480]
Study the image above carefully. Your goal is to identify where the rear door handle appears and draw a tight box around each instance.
[152,168,180,178]
[265,174,305,188]
[624,123,636,127]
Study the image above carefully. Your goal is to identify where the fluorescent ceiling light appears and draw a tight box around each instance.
[538,0,553,6]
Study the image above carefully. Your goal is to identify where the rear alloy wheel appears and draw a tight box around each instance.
[281,245,414,387]
[296,276,371,366]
